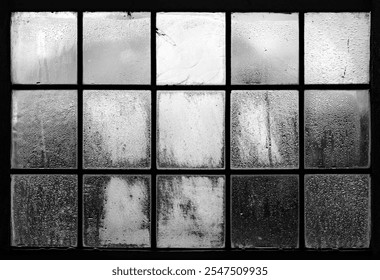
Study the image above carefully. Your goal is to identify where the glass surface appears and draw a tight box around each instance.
[83,12,150,84]
[157,13,225,85]
[11,12,77,84]
[231,90,299,169]
[305,13,370,84]
[83,90,151,169]
[11,175,78,247]
[305,175,370,248]
[11,90,77,169]
[305,90,370,168]
[157,176,225,248]
[231,175,299,248]
[83,175,151,248]
[232,13,299,84]
[157,91,225,169]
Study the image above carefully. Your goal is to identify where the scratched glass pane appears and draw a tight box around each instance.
[83,90,151,169]
[232,176,299,248]
[232,13,298,85]
[83,12,150,84]
[83,175,150,248]
[305,90,370,168]
[305,175,370,249]
[11,12,77,84]
[11,90,77,168]
[157,13,225,85]
[11,175,77,247]
[305,13,370,84]
[231,90,299,169]
[157,176,225,248]
[157,91,225,169]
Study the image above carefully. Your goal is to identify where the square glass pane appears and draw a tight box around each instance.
[305,175,370,249]
[231,175,299,248]
[83,90,151,169]
[305,90,370,168]
[11,12,77,84]
[157,175,225,248]
[231,90,299,169]
[83,12,150,84]
[232,13,299,84]
[157,13,225,85]
[83,175,151,248]
[305,13,370,84]
[11,90,77,169]
[157,91,225,169]
[11,175,78,247]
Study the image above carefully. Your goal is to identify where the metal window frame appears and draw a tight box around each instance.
[0,0,379,260]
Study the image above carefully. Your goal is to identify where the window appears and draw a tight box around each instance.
[1,0,379,260]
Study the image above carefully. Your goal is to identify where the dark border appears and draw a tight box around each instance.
[1,0,379,260]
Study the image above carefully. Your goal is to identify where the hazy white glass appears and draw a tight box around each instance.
[232,13,299,84]
[157,13,225,85]
[83,12,150,84]
[11,12,77,84]
[305,13,370,84]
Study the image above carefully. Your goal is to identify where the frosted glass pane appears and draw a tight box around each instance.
[11,12,77,84]
[231,90,299,169]
[83,175,150,248]
[157,91,225,169]
[232,13,298,84]
[305,90,370,168]
[305,175,370,249]
[232,176,299,248]
[83,90,151,169]
[305,13,370,84]
[157,13,225,85]
[11,90,77,168]
[11,175,77,247]
[83,12,150,84]
[157,176,225,248]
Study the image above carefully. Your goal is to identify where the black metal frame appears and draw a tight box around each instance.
[1,0,379,260]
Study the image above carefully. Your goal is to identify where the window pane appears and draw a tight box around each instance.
[83,90,151,169]
[231,90,299,169]
[305,175,370,248]
[157,175,225,248]
[11,12,77,84]
[83,175,151,248]
[232,13,299,84]
[11,175,78,247]
[305,90,370,168]
[157,91,225,169]
[11,90,77,169]
[83,12,150,84]
[157,13,225,85]
[232,175,298,248]
[305,13,370,84]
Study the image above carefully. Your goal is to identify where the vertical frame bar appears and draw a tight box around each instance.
[298,12,305,250]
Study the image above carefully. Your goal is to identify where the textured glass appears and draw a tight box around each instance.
[232,13,298,84]
[11,175,77,247]
[157,13,225,85]
[305,175,370,249]
[11,12,77,84]
[83,175,150,248]
[157,91,225,169]
[157,176,225,248]
[231,176,299,248]
[231,90,299,169]
[305,90,370,168]
[83,90,150,169]
[305,13,370,84]
[83,12,150,84]
[11,90,77,168]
